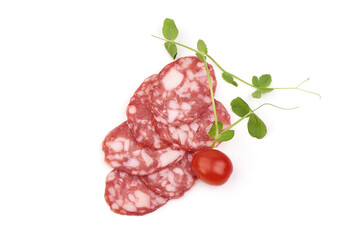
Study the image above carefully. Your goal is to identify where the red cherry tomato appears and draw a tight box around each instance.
[192,149,233,186]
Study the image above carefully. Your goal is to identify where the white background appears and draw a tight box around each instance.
[1,0,359,239]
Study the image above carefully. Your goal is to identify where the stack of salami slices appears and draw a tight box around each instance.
[103,56,231,215]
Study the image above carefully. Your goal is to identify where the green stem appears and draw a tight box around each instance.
[152,35,322,99]
[211,103,298,146]
[273,88,322,99]
[151,35,198,52]
[204,54,226,72]
[206,54,254,88]
[152,35,220,147]
[223,112,252,132]
[210,140,217,149]
[210,112,250,148]
[252,103,299,112]
[272,78,322,99]
[152,35,256,89]
[203,58,219,146]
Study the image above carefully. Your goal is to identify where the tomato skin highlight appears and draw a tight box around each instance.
[191,149,233,186]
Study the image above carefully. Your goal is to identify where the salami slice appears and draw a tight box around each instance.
[105,169,168,215]
[102,122,185,175]
[155,100,231,151]
[141,152,197,199]
[150,56,217,126]
[126,74,168,150]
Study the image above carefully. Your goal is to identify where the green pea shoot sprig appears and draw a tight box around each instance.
[152,18,319,147]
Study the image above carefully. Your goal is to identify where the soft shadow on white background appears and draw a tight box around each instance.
[0,1,359,239]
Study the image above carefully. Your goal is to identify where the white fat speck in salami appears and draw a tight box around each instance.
[102,122,185,175]
[141,152,197,199]
[155,100,231,151]
[126,74,169,149]
[150,56,217,126]
[105,169,168,215]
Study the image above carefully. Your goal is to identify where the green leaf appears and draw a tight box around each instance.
[162,18,179,40]
[252,74,272,88]
[258,74,272,87]
[208,121,224,138]
[196,52,206,62]
[252,90,262,98]
[231,97,251,117]
[252,76,260,87]
[258,88,274,94]
[247,114,267,139]
[197,39,208,54]
[215,130,235,142]
[164,41,177,59]
[222,72,238,87]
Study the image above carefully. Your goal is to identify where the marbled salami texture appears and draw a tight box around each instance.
[155,100,231,151]
[141,152,197,199]
[126,74,168,150]
[105,170,168,215]
[103,122,185,175]
[150,56,217,126]
[103,56,233,216]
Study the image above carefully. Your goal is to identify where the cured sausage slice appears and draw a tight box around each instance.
[105,169,168,215]
[126,74,168,150]
[141,152,196,199]
[155,100,231,151]
[150,56,217,126]
[103,122,185,175]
